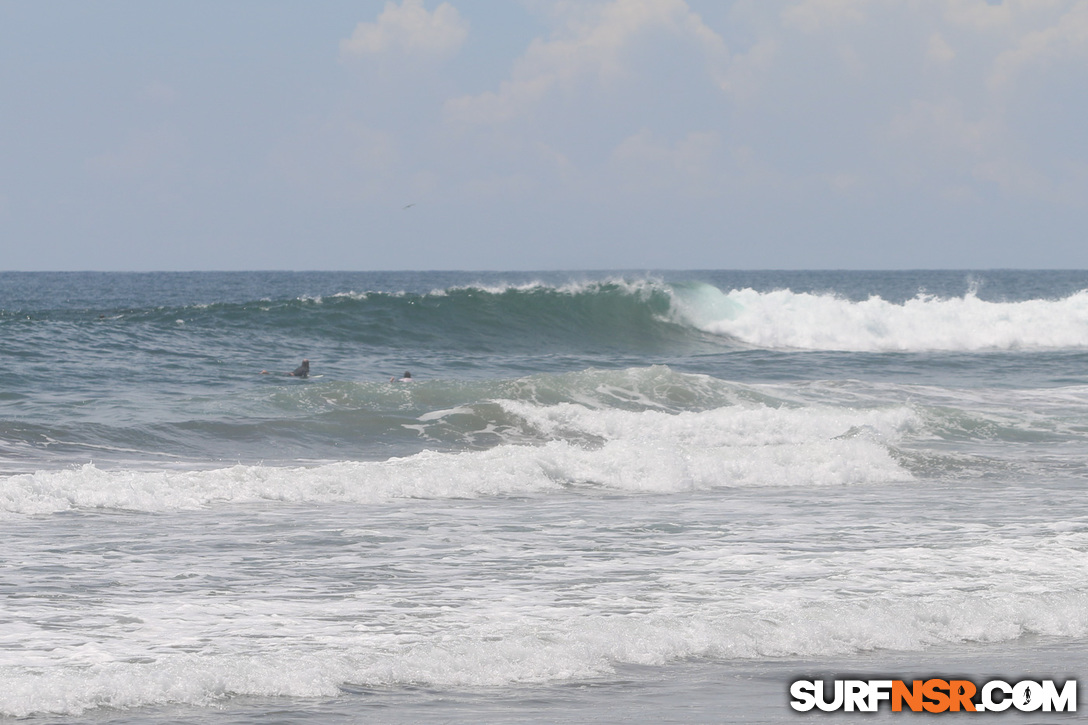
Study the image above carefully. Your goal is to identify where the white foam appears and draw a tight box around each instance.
[3,588,1084,716]
[669,286,1088,351]
[0,403,914,515]
[417,405,476,422]
[499,401,915,491]
[0,452,558,515]
[440,277,664,298]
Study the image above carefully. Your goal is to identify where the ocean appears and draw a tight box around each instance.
[1,270,1085,723]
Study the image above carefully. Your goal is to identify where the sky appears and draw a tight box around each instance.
[1,0,1087,271]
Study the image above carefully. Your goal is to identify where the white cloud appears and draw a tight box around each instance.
[340,0,468,60]
[888,99,995,159]
[988,1,1088,90]
[884,98,1005,197]
[925,32,956,64]
[610,128,722,194]
[718,36,778,101]
[339,0,1086,214]
[780,0,870,33]
[972,156,1085,202]
[943,0,1069,34]
[445,0,727,124]
[704,0,1088,205]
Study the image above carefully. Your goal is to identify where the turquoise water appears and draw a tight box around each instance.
[1,271,1086,722]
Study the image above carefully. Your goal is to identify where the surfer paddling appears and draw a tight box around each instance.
[261,359,310,378]
[391,371,413,382]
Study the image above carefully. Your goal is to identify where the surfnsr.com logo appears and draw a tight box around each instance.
[789,679,1077,713]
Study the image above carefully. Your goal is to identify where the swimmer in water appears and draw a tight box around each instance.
[261,359,309,378]
[390,371,412,382]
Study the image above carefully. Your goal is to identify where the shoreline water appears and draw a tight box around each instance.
[51,639,1086,724]
[2,271,1086,722]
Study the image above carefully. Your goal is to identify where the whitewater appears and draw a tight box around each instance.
[0,270,1085,723]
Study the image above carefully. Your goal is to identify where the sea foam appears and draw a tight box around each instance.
[3,588,1085,717]
[0,402,915,515]
[669,285,1088,351]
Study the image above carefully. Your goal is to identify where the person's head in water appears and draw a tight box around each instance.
[403,371,411,379]
[291,359,310,378]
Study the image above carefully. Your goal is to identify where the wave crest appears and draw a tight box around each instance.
[0,398,916,515]
[672,286,1088,351]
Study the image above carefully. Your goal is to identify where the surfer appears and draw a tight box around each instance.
[391,371,413,382]
[261,359,310,378]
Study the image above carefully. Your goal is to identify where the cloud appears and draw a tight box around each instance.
[973,156,1088,204]
[780,0,870,33]
[328,0,1086,215]
[942,0,1069,34]
[702,0,1088,205]
[884,98,1003,199]
[718,36,778,101]
[925,32,956,64]
[888,99,995,159]
[988,1,1088,90]
[444,0,727,124]
[610,128,722,194]
[340,0,468,60]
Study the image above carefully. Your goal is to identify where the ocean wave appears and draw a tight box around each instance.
[189,281,1088,353]
[672,285,1088,351]
[4,587,1085,716]
[8,367,1087,481]
[14,277,1088,354]
[0,367,783,469]
[0,399,916,515]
